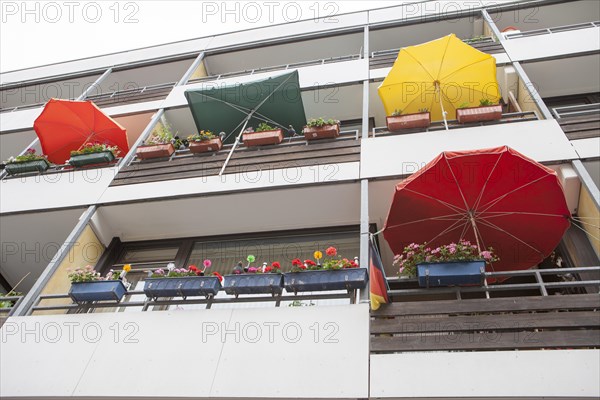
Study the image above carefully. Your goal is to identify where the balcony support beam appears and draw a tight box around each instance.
[176,52,205,86]
[512,61,553,120]
[12,205,98,316]
[118,108,165,170]
[573,160,600,211]
[481,9,503,42]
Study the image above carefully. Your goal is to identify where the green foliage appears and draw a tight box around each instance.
[187,130,216,142]
[418,108,429,113]
[0,291,23,308]
[464,35,487,44]
[458,102,471,109]
[5,148,49,164]
[391,109,403,116]
[67,265,102,283]
[70,143,120,157]
[305,117,340,128]
[146,124,176,145]
[256,122,275,132]
[479,98,495,106]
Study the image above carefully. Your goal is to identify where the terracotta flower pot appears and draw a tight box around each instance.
[303,124,340,140]
[189,138,223,153]
[386,112,431,131]
[456,105,503,124]
[243,129,283,147]
[136,143,175,160]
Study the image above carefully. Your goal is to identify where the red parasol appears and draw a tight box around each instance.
[33,99,129,164]
[383,146,571,273]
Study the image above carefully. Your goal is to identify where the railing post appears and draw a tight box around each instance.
[117,108,165,170]
[177,52,206,86]
[534,270,549,296]
[572,160,600,211]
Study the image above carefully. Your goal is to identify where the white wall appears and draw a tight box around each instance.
[503,28,600,61]
[371,350,600,398]
[360,119,579,179]
[0,304,369,399]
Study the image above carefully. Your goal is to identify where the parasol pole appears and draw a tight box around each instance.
[435,81,449,131]
[468,211,482,253]
[218,73,296,176]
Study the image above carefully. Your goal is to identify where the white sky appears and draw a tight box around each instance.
[0,1,410,73]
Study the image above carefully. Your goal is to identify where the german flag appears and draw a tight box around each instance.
[369,240,389,310]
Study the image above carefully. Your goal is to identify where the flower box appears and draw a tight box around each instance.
[4,159,50,175]
[69,280,128,303]
[283,268,368,294]
[243,129,283,147]
[386,112,431,131]
[143,276,221,300]
[69,151,115,167]
[189,138,223,153]
[135,143,175,160]
[223,273,283,297]
[417,260,485,288]
[456,105,502,124]
[303,124,340,140]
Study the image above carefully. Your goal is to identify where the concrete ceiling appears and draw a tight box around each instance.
[95,182,361,243]
[490,0,600,32]
[205,32,363,76]
[522,53,600,98]
[113,111,156,146]
[0,208,86,291]
[370,16,483,53]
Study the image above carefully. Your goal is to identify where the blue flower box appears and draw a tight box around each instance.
[143,276,221,300]
[4,160,50,175]
[417,260,486,288]
[283,268,368,294]
[69,280,127,303]
[69,151,115,167]
[223,274,283,297]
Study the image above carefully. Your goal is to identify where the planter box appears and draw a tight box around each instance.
[303,124,340,140]
[144,276,221,299]
[283,268,368,294]
[4,159,50,175]
[69,280,127,303]
[189,138,223,153]
[417,260,486,288]
[69,151,115,167]
[456,105,502,124]
[386,112,431,131]
[243,129,283,147]
[136,143,175,160]
[223,273,283,297]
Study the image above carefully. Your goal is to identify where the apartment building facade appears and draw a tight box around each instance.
[1,0,599,398]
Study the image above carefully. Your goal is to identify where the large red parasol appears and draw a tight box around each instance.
[383,146,571,273]
[33,99,129,164]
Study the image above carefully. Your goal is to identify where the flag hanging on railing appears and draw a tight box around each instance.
[369,239,389,310]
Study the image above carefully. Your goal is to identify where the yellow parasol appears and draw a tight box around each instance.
[378,34,501,128]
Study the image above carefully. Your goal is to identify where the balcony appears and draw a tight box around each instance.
[553,103,600,141]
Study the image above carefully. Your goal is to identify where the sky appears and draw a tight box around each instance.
[0,0,412,73]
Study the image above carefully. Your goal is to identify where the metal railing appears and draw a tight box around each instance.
[30,290,360,315]
[387,266,600,300]
[370,36,500,59]
[188,53,361,84]
[0,295,24,326]
[552,103,600,119]
[129,129,361,164]
[1,158,120,181]
[371,111,539,137]
[504,21,600,39]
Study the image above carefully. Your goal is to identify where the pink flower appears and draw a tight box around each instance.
[326,246,337,257]
[203,259,212,269]
[480,251,492,261]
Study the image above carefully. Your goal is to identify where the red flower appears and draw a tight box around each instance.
[272,262,281,269]
[292,258,302,266]
[299,264,307,270]
[188,265,198,272]
[305,260,316,266]
[326,246,337,257]
[265,266,273,273]
[212,272,224,283]
[349,261,358,268]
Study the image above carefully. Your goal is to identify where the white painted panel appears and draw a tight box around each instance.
[0,107,43,132]
[361,119,579,179]
[99,162,359,205]
[0,38,212,85]
[163,59,367,109]
[371,350,600,398]
[0,167,118,214]
[571,137,600,159]
[504,28,600,61]
[1,305,369,399]
[206,13,368,50]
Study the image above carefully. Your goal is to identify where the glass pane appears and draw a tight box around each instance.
[187,230,360,276]
[117,246,179,265]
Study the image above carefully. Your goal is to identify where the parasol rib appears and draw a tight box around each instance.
[401,187,467,214]
[424,216,471,246]
[476,217,546,257]
[478,175,556,214]
[385,212,468,230]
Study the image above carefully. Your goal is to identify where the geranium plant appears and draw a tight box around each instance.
[68,264,131,283]
[290,247,358,272]
[150,260,212,278]
[393,240,498,278]
[70,142,120,157]
[187,130,215,142]
[5,148,49,164]
[305,117,339,128]
[231,255,281,274]
[256,122,276,132]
